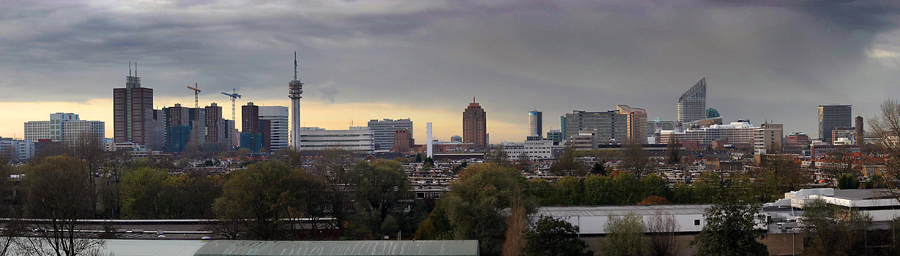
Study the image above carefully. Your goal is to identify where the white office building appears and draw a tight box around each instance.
[299,127,374,153]
[0,138,34,162]
[502,138,558,161]
[259,106,289,150]
[24,113,104,146]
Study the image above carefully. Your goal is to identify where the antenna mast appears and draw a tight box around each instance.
[294,51,298,81]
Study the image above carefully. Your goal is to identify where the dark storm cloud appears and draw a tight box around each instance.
[1,0,899,138]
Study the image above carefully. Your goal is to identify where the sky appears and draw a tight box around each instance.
[2,0,900,143]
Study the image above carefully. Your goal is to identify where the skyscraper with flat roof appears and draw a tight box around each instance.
[677,78,706,123]
[616,105,648,144]
[818,104,852,143]
[463,98,488,149]
[562,110,627,144]
[528,110,542,138]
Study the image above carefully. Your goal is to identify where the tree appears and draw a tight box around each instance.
[214,161,313,239]
[647,211,680,256]
[621,141,654,178]
[690,187,767,256]
[523,216,591,256]
[347,160,410,238]
[638,195,672,205]
[865,174,888,189]
[869,99,900,180]
[838,173,860,189]
[441,163,536,256]
[665,135,682,166]
[120,167,167,219]
[306,149,356,237]
[590,161,607,176]
[550,146,586,176]
[19,155,105,256]
[603,213,646,256]
[0,160,21,256]
[802,198,873,256]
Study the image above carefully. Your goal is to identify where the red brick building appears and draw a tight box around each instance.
[463,98,488,149]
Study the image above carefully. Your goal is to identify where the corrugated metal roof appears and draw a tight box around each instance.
[100,240,209,256]
[536,204,713,217]
[193,240,479,256]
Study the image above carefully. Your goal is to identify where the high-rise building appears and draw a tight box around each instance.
[754,123,783,154]
[463,98,488,149]
[163,104,191,152]
[677,78,707,123]
[562,110,627,144]
[616,105,648,144]
[242,102,259,134]
[818,104,852,143]
[289,52,304,151]
[24,113,104,146]
[205,103,222,143]
[528,110,542,138]
[368,119,413,151]
[259,106,289,150]
[114,64,154,146]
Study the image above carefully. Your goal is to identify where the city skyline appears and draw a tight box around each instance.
[2,1,900,143]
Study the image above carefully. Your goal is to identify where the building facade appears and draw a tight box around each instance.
[299,127,374,153]
[818,104,851,143]
[677,78,707,123]
[528,110,542,138]
[24,113,104,146]
[616,105,648,144]
[753,123,784,154]
[113,69,154,146]
[546,130,563,145]
[259,106,289,150]
[368,118,413,151]
[502,138,556,162]
[562,110,627,144]
[463,99,488,149]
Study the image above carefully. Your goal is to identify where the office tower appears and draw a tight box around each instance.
[259,106,290,150]
[289,52,304,151]
[450,135,462,142]
[754,123,783,154]
[677,78,707,123]
[368,119,413,151]
[528,110,542,138]
[299,127,374,153]
[24,113,103,146]
[616,105,648,144]
[818,104,852,143]
[856,116,864,146]
[114,64,153,145]
[463,98,488,149]
[562,110,627,144]
[164,104,191,152]
[546,130,563,145]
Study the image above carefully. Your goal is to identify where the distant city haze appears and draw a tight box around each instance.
[2,1,900,142]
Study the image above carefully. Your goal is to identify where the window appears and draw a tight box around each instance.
[694,220,700,226]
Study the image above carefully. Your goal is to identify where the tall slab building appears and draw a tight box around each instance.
[259,106,289,150]
[617,105,648,144]
[818,104,852,143]
[114,64,154,146]
[368,119,413,151]
[463,98,488,149]
[677,78,706,123]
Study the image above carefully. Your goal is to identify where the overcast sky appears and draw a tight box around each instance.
[2,0,900,142]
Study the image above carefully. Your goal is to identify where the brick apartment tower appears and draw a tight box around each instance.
[242,102,259,134]
[205,103,222,143]
[463,98,488,149]
[114,63,153,145]
[856,116,864,146]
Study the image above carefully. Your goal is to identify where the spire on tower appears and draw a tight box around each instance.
[129,62,132,76]
[135,62,138,76]
[294,51,298,81]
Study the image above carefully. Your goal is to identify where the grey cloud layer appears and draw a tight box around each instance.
[1,0,899,138]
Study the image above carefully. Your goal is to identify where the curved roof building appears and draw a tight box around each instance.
[677,77,707,123]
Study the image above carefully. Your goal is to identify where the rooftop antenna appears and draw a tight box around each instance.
[294,51,298,81]
[473,97,476,103]
[135,62,138,76]
[129,62,132,76]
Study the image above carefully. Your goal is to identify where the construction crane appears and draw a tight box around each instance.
[187,83,201,145]
[221,88,241,123]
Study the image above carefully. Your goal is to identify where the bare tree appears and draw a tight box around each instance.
[622,141,654,178]
[647,210,680,256]
[19,155,105,256]
[869,99,900,180]
[0,158,22,256]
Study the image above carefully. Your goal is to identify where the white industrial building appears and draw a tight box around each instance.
[767,188,900,222]
[259,106,289,150]
[535,205,713,235]
[299,127,374,153]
